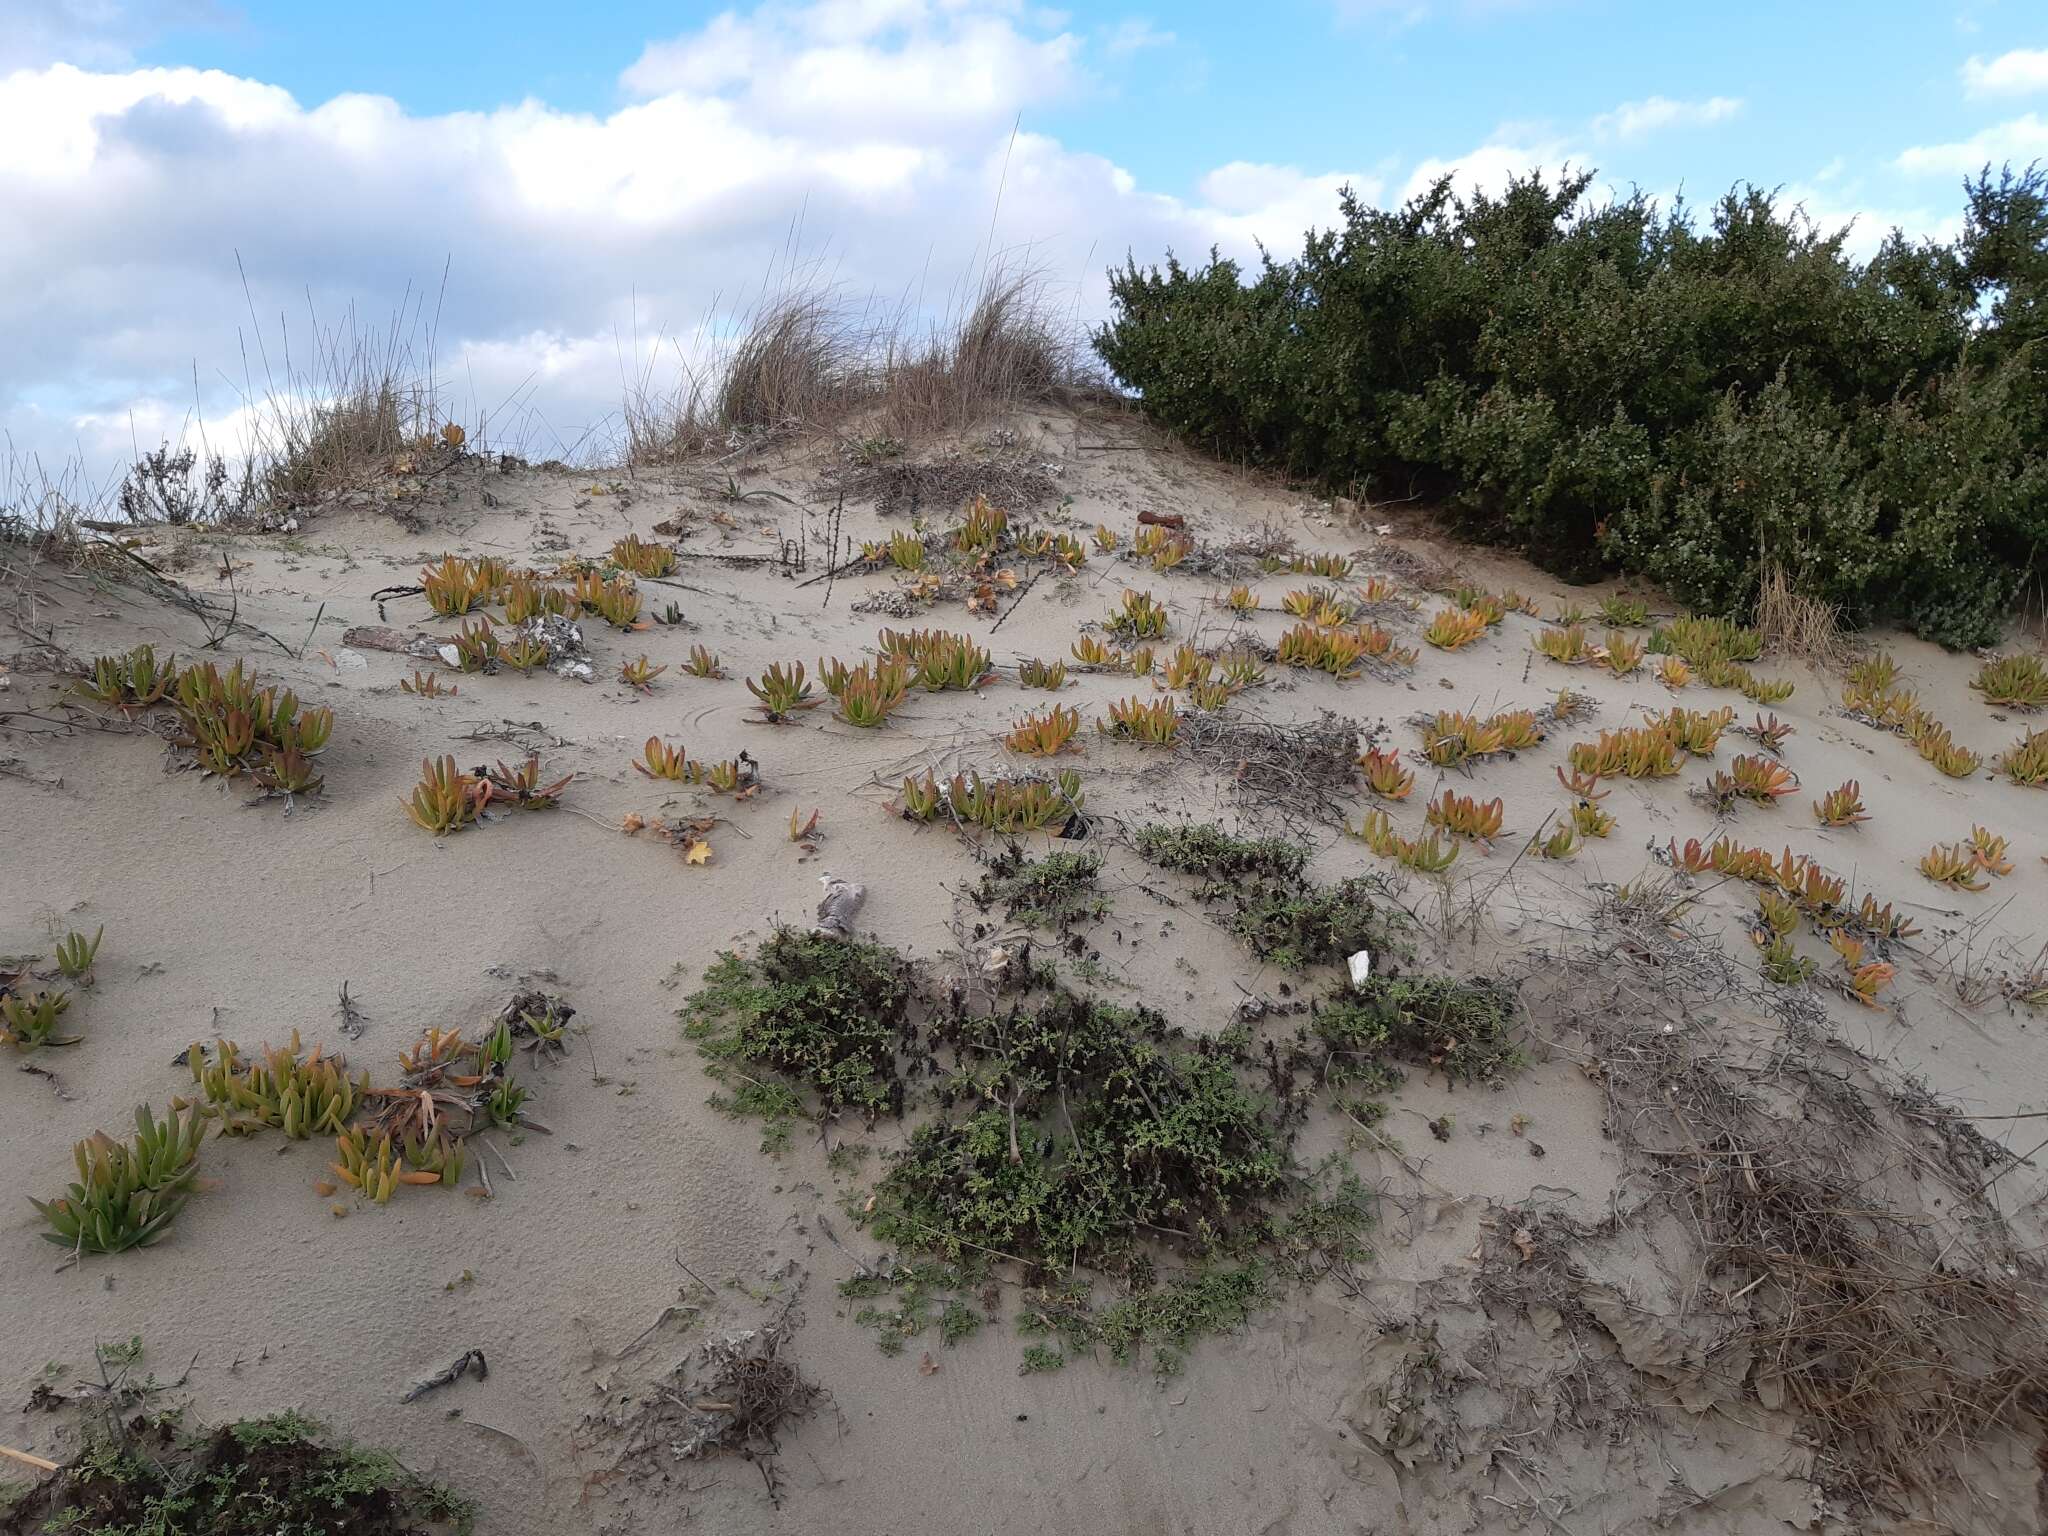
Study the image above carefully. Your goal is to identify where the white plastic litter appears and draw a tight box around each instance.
[1347,949,1373,988]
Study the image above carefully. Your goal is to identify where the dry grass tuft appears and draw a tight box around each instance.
[1754,564,1851,671]
[240,297,439,510]
[624,258,1086,463]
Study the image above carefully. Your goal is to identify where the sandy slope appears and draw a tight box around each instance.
[3,407,2045,1534]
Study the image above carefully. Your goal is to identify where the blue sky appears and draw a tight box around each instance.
[5,0,2046,477]
[109,0,2037,215]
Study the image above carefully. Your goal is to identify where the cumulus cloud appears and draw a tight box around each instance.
[1197,162,1382,249]
[1401,132,1577,203]
[1590,95,1743,142]
[0,1,1376,479]
[1961,48,2048,97]
[1895,112,2048,176]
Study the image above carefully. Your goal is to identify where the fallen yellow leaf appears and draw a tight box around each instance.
[685,839,713,865]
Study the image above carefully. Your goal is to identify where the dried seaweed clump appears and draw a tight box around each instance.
[1508,880,2048,1518]
[1175,709,1365,827]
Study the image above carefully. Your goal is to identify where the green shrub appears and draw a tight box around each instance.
[972,845,1109,932]
[1134,822,1402,970]
[0,1410,474,1534]
[683,929,913,1114]
[1098,166,2048,647]
[1308,975,1521,1087]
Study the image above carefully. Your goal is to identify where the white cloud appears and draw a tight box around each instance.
[1961,48,2048,97]
[1590,94,1743,142]
[0,2,1377,478]
[1895,112,2048,175]
[1769,182,1960,262]
[1401,132,1576,204]
[1197,162,1381,249]
[0,0,226,73]
[1102,19,1174,57]
[620,2,1082,138]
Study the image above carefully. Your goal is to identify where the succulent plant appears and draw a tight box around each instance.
[1350,811,1459,873]
[909,633,994,692]
[448,617,500,673]
[835,661,911,727]
[1004,705,1081,756]
[1217,650,1268,687]
[32,1105,204,1252]
[55,926,103,982]
[1746,713,1796,753]
[253,743,324,797]
[951,496,1008,554]
[402,755,483,834]
[477,755,572,810]
[1357,747,1414,800]
[485,1074,532,1129]
[1070,634,1121,668]
[498,634,551,674]
[1425,790,1505,847]
[682,644,724,679]
[184,1031,366,1139]
[1755,934,1814,986]
[1533,624,1591,664]
[895,771,945,822]
[887,531,927,571]
[1162,644,1213,690]
[1419,710,1504,767]
[1098,695,1179,746]
[1422,607,1489,650]
[74,645,178,712]
[1968,824,2014,877]
[1449,586,1508,625]
[1290,551,1352,580]
[636,738,691,781]
[1017,657,1068,690]
[620,655,666,691]
[1597,630,1644,676]
[1569,799,1614,838]
[333,1127,409,1204]
[421,556,493,616]
[400,669,455,697]
[1813,781,1869,827]
[610,534,676,577]
[1727,753,1797,803]
[591,577,642,629]
[1567,726,1680,780]
[501,577,573,624]
[1919,842,1988,892]
[746,661,821,721]
[1220,585,1259,615]
[1999,728,2048,786]
[1971,654,2048,710]
[1105,589,1169,641]
[402,1132,468,1187]
[1,988,78,1049]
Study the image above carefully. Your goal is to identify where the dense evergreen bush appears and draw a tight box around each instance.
[1096,166,2048,646]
